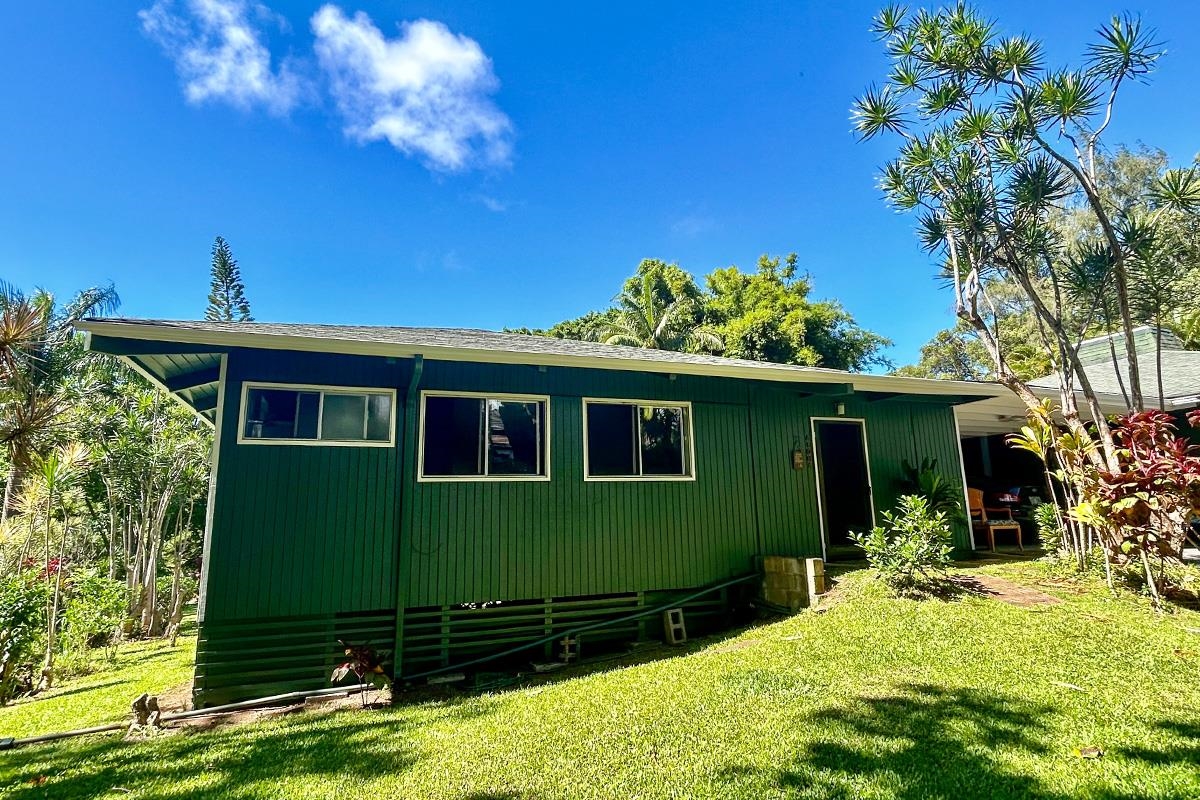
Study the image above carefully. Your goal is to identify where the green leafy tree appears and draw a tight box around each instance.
[506,310,617,342]
[517,255,891,370]
[205,236,253,322]
[705,254,892,371]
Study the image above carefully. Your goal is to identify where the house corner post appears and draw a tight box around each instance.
[393,354,424,690]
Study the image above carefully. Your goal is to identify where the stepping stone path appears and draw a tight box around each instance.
[952,574,1062,607]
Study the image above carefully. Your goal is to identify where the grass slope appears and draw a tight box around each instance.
[2,563,1198,799]
[0,635,196,741]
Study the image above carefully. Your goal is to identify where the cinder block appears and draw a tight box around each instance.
[805,558,826,597]
[763,556,803,575]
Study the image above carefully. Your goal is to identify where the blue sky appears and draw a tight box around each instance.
[3,1,1199,368]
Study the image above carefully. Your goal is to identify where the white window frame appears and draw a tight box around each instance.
[236,381,397,448]
[418,390,551,483]
[582,397,696,482]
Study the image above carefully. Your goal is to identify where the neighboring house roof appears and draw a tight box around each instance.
[1028,326,1200,410]
[77,317,1004,408]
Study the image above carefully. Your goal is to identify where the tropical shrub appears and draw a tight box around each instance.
[900,458,965,524]
[63,571,126,658]
[0,571,47,704]
[851,495,954,595]
[1032,502,1064,554]
[331,640,391,707]
[1072,410,1200,603]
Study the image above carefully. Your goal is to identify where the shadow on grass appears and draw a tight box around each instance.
[3,707,434,799]
[401,623,758,704]
[16,679,124,706]
[1121,718,1200,766]
[718,682,1168,800]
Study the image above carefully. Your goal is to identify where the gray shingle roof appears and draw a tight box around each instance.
[91,317,857,374]
[1031,350,1200,407]
[80,317,1004,400]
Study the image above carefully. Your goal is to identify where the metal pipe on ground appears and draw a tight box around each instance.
[2,572,762,750]
[0,686,360,751]
[400,572,760,681]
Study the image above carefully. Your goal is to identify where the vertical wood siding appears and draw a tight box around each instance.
[407,363,759,606]
[204,350,972,625]
[205,349,406,621]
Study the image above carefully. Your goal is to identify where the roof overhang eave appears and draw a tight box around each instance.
[77,319,1003,402]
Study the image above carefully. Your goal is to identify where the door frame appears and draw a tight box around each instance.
[810,416,877,561]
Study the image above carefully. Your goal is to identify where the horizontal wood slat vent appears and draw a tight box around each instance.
[194,609,395,707]
[192,586,735,707]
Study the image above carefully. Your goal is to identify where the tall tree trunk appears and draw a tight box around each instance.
[37,508,69,692]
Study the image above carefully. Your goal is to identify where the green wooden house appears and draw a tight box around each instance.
[79,319,996,706]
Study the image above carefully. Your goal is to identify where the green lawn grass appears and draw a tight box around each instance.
[2,562,1198,799]
[0,634,196,742]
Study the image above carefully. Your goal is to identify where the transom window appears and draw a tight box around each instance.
[239,383,394,446]
[419,392,549,481]
[583,399,694,480]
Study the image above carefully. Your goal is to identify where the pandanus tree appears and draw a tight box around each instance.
[852,6,1200,472]
[0,283,119,518]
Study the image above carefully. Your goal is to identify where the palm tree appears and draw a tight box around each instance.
[0,283,118,518]
[600,272,723,353]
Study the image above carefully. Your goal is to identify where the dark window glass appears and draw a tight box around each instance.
[487,400,542,475]
[586,403,638,476]
[423,396,484,475]
[243,388,319,440]
[641,406,686,475]
[322,393,366,440]
[366,394,392,441]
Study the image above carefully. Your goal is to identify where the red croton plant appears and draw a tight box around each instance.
[1081,410,1200,599]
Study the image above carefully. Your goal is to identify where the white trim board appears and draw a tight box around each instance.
[236,381,398,448]
[809,416,877,561]
[952,407,979,551]
[78,319,1006,401]
[581,397,697,482]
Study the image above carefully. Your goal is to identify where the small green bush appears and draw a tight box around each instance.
[851,494,954,595]
[1032,503,1064,553]
[0,572,47,705]
[63,571,126,662]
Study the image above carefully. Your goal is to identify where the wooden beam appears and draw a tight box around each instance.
[193,394,219,413]
[795,382,855,398]
[871,393,975,406]
[164,366,222,393]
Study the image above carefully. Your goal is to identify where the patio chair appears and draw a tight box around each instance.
[968,488,1023,552]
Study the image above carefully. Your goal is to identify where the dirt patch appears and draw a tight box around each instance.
[952,574,1063,607]
[155,680,194,713]
[710,639,761,654]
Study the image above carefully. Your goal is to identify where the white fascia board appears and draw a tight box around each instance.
[77,320,1003,400]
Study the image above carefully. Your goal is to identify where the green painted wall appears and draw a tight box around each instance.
[204,348,970,621]
[191,346,970,703]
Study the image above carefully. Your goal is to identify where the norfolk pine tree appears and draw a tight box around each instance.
[205,236,253,322]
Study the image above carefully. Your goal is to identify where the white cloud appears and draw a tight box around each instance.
[473,194,507,212]
[670,213,718,238]
[311,5,513,172]
[139,0,301,115]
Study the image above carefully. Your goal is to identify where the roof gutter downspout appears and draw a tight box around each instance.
[392,354,424,698]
